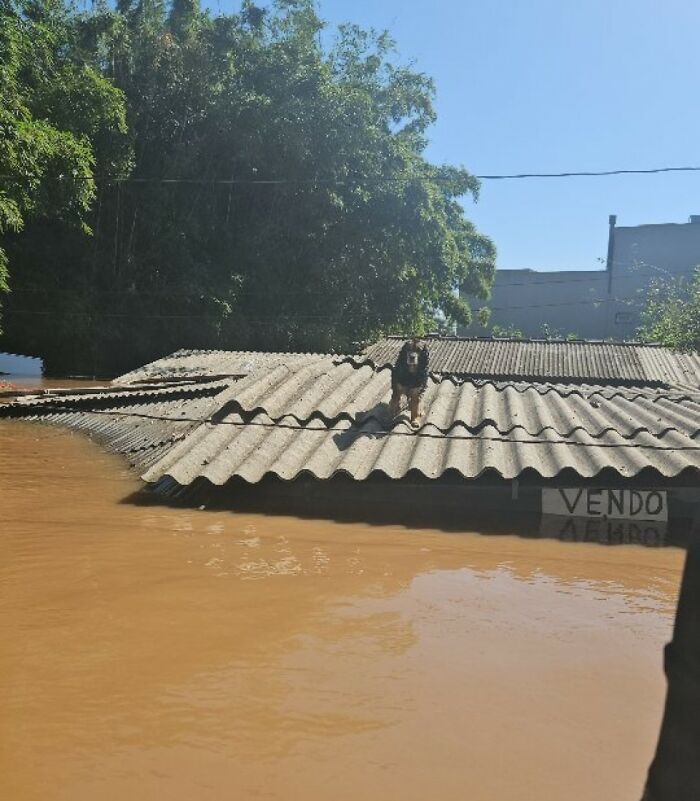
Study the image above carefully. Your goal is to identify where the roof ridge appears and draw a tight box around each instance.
[378,334,674,348]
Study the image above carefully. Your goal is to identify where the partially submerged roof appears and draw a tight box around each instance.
[1,381,229,471]
[364,336,700,388]
[116,349,331,385]
[3,351,699,490]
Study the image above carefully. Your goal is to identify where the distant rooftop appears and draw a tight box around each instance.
[364,336,700,388]
[113,338,700,390]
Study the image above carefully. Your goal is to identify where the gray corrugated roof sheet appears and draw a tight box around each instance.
[115,349,331,385]
[4,352,700,487]
[364,336,700,387]
[134,359,699,487]
[204,358,700,439]
[1,382,229,470]
[142,411,700,485]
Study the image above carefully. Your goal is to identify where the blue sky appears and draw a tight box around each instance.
[311,0,699,272]
[201,1,700,271]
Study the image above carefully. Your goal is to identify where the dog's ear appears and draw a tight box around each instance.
[395,342,409,366]
[418,345,429,374]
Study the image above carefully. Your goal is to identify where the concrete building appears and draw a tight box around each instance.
[462,215,700,340]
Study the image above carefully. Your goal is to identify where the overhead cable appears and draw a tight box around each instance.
[3,165,700,184]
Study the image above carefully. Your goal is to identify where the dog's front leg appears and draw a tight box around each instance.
[389,386,403,419]
[408,391,422,427]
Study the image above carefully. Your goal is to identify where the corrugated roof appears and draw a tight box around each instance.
[6,380,228,409]
[115,349,331,385]
[142,411,700,486]
[4,353,700,487]
[1,382,229,470]
[134,359,700,487]
[205,358,700,438]
[364,337,700,387]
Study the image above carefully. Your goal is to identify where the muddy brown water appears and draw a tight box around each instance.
[0,413,684,801]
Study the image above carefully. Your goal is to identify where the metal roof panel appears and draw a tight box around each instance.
[115,349,331,385]
[364,337,700,386]
[5,352,700,486]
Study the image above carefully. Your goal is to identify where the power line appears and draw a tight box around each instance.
[1,309,342,322]
[476,166,700,180]
[2,279,611,296]
[7,402,700,452]
[2,294,637,321]
[493,268,700,289]
[3,165,700,184]
[469,297,635,313]
[6,268,698,300]
[9,263,698,302]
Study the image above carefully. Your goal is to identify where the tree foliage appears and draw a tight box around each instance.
[0,0,129,328]
[638,267,700,351]
[1,0,495,375]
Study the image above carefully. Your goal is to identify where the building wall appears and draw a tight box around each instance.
[606,221,700,339]
[462,268,609,339]
[462,217,700,340]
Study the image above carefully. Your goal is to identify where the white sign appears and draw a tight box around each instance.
[542,488,668,522]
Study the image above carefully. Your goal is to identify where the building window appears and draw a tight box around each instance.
[614,312,634,324]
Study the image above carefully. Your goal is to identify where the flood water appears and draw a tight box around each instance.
[0,418,684,801]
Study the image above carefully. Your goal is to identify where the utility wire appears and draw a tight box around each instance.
[3,165,700,184]
[2,294,640,321]
[8,268,697,298]
[1,309,342,321]
[476,166,700,180]
[5,402,700,452]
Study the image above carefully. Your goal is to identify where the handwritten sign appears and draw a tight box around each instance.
[542,488,668,522]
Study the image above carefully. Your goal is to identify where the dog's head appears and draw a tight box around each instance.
[405,338,422,373]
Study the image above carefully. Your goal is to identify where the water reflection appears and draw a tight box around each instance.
[540,514,668,547]
[145,476,694,550]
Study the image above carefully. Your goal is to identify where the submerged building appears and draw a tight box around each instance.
[2,336,699,544]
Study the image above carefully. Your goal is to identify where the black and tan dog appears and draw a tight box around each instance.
[389,337,429,428]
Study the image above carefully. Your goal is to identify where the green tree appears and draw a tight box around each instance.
[638,267,700,351]
[491,324,523,339]
[1,0,495,375]
[0,0,129,334]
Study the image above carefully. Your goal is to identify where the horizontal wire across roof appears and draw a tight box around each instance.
[4,350,700,486]
[1,383,230,470]
[137,357,700,486]
[142,411,700,486]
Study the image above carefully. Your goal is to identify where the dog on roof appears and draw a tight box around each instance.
[389,337,429,428]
